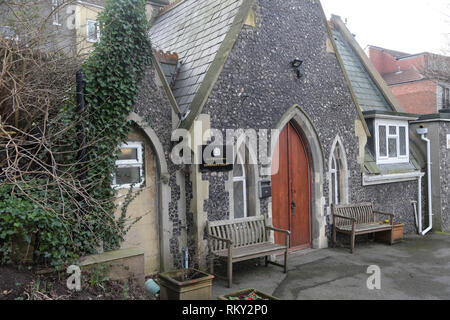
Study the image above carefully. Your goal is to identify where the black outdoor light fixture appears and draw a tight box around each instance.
[291,58,304,78]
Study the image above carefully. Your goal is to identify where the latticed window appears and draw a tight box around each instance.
[375,119,409,164]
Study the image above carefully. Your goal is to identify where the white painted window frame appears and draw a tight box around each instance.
[330,155,339,205]
[86,19,100,42]
[52,0,61,26]
[375,119,409,165]
[112,141,144,189]
[232,151,248,219]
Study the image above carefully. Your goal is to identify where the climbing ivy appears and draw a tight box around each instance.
[77,0,153,251]
[0,0,152,267]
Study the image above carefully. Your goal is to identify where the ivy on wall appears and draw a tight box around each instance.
[78,0,153,252]
[0,0,152,268]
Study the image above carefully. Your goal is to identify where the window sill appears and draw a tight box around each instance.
[362,171,424,186]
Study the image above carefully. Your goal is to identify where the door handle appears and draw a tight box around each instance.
[291,200,296,216]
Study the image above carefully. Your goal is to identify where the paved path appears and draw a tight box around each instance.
[212,233,450,300]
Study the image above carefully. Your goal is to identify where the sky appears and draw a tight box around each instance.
[320,0,449,55]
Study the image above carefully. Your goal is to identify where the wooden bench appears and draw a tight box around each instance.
[206,216,290,288]
[332,203,395,253]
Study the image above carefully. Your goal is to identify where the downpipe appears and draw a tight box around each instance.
[417,127,433,235]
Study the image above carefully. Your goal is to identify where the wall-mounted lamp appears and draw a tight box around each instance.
[291,58,304,78]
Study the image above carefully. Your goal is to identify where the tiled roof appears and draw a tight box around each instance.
[368,45,411,59]
[381,69,425,86]
[364,148,420,175]
[332,29,392,112]
[149,0,243,113]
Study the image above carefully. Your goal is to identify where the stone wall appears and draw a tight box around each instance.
[439,121,450,231]
[200,0,420,242]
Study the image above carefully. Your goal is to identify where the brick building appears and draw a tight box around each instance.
[368,46,450,114]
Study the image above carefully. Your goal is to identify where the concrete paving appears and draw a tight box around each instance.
[211,233,450,300]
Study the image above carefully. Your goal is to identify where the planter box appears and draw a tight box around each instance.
[218,288,279,300]
[159,269,214,300]
[375,223,405,243]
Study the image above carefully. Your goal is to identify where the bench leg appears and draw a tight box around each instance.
[227,258,232,288]
[332,227,337,248]
[284,250,288,273]
[350,233,355,254]
[265,256,268,267]
[209,254,214,275]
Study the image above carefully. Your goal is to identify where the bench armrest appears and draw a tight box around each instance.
[374,211,394,224]
[265,226,291,235]
[206,233,233,245]
[265,226,290,248]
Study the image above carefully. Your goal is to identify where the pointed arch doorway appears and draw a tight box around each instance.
[272,121,312,249]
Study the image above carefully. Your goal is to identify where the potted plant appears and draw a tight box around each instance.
[158,268,214,300]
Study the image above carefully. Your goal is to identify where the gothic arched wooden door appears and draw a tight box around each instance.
[271,122,312,249]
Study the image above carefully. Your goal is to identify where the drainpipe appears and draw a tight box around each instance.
[416,127,432,235]
[411,174,423,233]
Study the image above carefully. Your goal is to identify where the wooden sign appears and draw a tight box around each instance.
[199,145,234,172]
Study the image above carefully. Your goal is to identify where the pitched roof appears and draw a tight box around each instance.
[332,29,393,112]
[381,69,425,86]
[149,0,244,114]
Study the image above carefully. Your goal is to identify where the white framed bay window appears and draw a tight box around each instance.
[113,141,144,189]
[375,119,409,164]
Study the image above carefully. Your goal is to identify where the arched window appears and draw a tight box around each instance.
[329,137,348,207]
[330,146,341,205]
[229,142,259,220]
[233,151,248,219]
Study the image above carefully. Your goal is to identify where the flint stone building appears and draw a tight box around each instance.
[5,0,446,275]
[110,0,450,275]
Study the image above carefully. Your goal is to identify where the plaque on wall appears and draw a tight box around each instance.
[447,134,450,149]
[199,145,234,172]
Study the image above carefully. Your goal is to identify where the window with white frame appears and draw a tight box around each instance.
[329,139,348,206]
[442,86,450,110]
[233,151,248,219]
[113,142,144,188]
[86,20,100,42]
[375,119,409,164]
[330,149,340,205]
[52,0,61,25]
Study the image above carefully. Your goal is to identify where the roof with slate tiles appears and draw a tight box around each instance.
[331,28,393,112]
[149,0,244,114]
[328,16,424,174]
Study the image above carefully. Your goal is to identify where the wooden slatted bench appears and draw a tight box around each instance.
[332,203,395,253]
[206,216,290,288]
